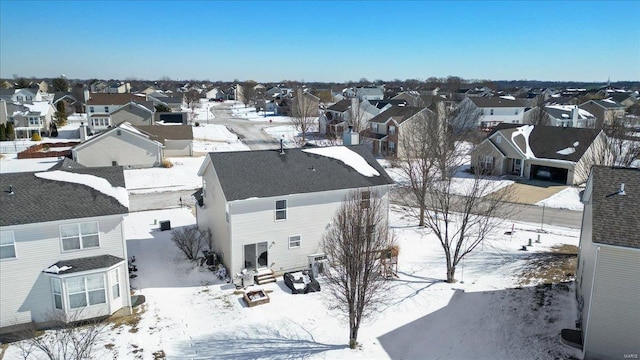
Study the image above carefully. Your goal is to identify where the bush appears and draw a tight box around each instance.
[31,133,42,141]
[161,159,173,168]
[171,226,211,260]
[194,122,200,127]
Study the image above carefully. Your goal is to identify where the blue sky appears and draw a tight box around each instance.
[1,0,638,82]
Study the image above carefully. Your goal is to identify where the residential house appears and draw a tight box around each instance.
[194,145,395,276]
[355,86,384,101]
[106,82,131,94]
[367,105,431,158]
[205,88,225,101]
[287,91,320,117]
[72,123,164,168]
[0,166,131,334]
[579,99,626,127]
[52,92,83,115]
[545,95,580,106]
[320,98,379,135]
[541,105,597,128]
[571,166,640,359]
[0,88,42,103]
[136,125,193,157]
[7,101,56,139]
[607,93,637,109]
[461,96,527,130]
[108,101,154,129]
[147,92,183,112]
[37,81,49,93]
[0,99,7,126]
[471,124,609,185]
[85,94,154,133]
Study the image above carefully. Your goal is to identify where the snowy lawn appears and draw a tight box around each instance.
[123,157,204,194]
[3,206,582,359]
[536,186,584,211]
[191,124,250,153]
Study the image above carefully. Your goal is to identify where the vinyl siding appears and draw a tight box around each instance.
[0,215,128,330]
[584,246,640,360]
[163,139,192,157]
[73,130,162,168]
[228,186,390,275]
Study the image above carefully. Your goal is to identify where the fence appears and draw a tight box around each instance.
[16,142,80,159]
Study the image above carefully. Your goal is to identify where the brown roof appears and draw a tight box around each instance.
[368,105,426,125]
[86,93,145,105]
[135,125,193,144]
[590,166,640,249]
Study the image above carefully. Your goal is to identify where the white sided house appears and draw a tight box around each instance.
[193,145,395,277]
[0,167,131,335]
[461,96,527,130]
[72,122,164,168]
[568,166,640,359]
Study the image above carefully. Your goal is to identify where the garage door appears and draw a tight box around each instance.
[530,165,568,183]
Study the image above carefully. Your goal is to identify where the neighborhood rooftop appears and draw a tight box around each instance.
[590,166,640,249]
[368,105,425,124]
[0,167,128,227]
[202,145,394,201]
[469,97,528,108]
[45,254,126,275]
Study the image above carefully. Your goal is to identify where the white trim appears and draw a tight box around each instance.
[275,199,287,221]
[0,230,16,260]
[59,221,101,252]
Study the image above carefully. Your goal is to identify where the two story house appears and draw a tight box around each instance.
[569,166,640,359]
[7,101,56,139]
[461,96,527,130]
[0,166,131,334]
[320,98,379,136]
[85,93,154,133]
[579,99,626,127]
[367,105,431,158]
[542,105,597,128]
[194,145,394,277]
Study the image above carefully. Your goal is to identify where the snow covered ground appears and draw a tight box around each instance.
[191,124,250,153]
[3,206,582,359]
[536,186,584,211]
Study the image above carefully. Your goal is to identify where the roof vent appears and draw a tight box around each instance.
[6,185,14,195]
[619,183,626,196]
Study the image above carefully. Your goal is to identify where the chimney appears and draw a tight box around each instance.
[571,106,579,127]
[79,122,87,142]
[343,126,359,146]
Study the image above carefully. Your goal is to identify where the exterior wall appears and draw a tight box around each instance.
[573,133,608,185]
[0,215,129,331]
[478,107,525,127]
[471,141,506,175]
[227,186,390,275]
[579,103,605,127]
[109,106,153,128]
[583,246,640,360]
[73,130,162,168]
[163,140,192,157]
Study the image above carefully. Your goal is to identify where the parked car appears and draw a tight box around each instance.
[536,167,552,180]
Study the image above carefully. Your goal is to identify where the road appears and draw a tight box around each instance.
[208,103,283,150]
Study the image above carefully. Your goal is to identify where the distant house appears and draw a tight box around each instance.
[0,88,42,103]
[194,145,395,276]
[52,92,83,115]
[105,82,131,94]
[89,81,109,93]
[367,105,431,158]
[7,101,56,138]
[471,124,609,185]
[461,96,527,130]
[72,123,164,168]
[355,86,384,101]
[108,101,154,129]
[136,125,193,157]
[147,93,183,112]
[571,166,640,359]
[579,99,626,127]
[320,98,379,135]
[85,94,154,133]
[0,167,131,335]
[541,105,597,128]
[205,88,225,101]
[607,93,637,109]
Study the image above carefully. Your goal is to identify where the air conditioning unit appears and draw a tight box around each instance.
[307,253,329,277]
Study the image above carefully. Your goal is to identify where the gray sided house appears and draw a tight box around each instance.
[579,99,626,128]
[135,125,193,157]
[0,167,131,334]
[72,123,164,168]
[572,166,640,359]
[108,101,154,128]
[194,145,395,276]
[471,124,609,185]
[367,105,431,158]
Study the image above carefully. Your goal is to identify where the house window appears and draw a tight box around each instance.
[29,117,41,126]
[104,106,109,113]
[52,278,63,309]
[388,141,395,151]
[89,106,94,113]
[515,109,519,115]
[275,200,287,221]
[60,222,100,251]
[17,96,23,102]
[480,156,494,170]
[289,235,301,249]
[67,274,106,309]
[371,123,378,133]
[496,136,501,144]
[361,190,371,208]
[389,125,396,135]
[0,230,16,259]
[110,269,120,300]
[490,109,494,115]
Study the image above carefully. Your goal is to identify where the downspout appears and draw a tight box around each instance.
[582,245,600,357]
[120,214,133,311]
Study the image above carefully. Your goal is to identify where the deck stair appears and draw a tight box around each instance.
[255,269,276,285]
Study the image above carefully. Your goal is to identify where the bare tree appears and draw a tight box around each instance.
[184,90,201,113]
[241,81,257,108]
[171,226,211,260]
[526,96,551,126]
[323,189,396,349]
[290,89,318,143]
[396,103,512,282]
[604,116,640,167]
[13,311,106,360]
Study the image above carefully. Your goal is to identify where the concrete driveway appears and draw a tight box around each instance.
[494,180,568,205]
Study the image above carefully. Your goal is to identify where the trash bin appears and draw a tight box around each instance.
[159,220,171,231]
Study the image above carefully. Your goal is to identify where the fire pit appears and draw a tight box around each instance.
[243,289,270,307]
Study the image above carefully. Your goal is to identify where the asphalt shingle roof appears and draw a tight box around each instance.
[86,93,143,105]
[207,145,394,201]
[47,254,125,274]
[590,166,640,249]
[469,97,527,108]
[327,99,351,112]
[0,167,128,226]
[135,125,193,143]
[368,105,425,124]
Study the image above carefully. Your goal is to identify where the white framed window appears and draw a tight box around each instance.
[67,274,106,309]
[275,200,287,221]
[288,235,301,249]
[52,278,63,309]
[60,222,100,251]
[361,190,371,208]
[388,125,396,135]
[0,230,16,259]
[89,106,94,113]
[490,109,494,115]
[110,269,120,300]
[17,96,23,101]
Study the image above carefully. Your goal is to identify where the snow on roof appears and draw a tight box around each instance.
[118,122,144,135]
[302,146,380,177]
[43,264,72,274]
[500,95,516,100]
[24,101,50,115]
[602,98,617,104]
[35,170,129,207]
[511,125,536,159]
[556,147,576,155]
[546,105,594,119]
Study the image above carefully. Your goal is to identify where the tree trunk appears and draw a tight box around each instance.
[419,206,425,227]
[446,265,456,283]
[349,324,359,349]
